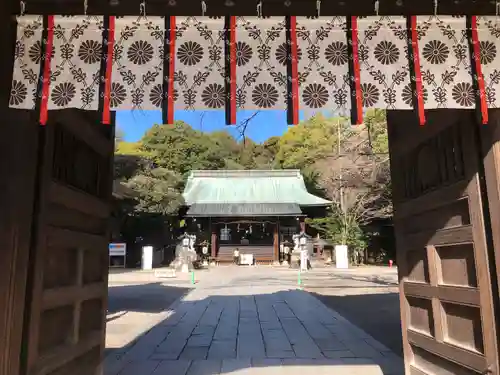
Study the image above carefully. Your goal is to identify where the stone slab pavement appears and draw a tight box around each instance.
[104,266,404,375]
[302,266,403,356]
[105,271,194,356]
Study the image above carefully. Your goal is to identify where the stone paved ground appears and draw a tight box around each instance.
[304,266,403,356]
[105,266,404,375]
[105,271,193,356]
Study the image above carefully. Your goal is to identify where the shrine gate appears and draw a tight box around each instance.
[1,1,500,375]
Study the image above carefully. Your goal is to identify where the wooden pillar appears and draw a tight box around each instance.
[0,116,38,375]
[273,220,280,262]
[211,223,217,259]
[0,8,38,375]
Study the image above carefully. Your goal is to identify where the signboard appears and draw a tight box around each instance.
[109,243,127,268]
[109,243,126,256]
[240,253,254,266]
[335,245,349,269]
[300,250,308,271]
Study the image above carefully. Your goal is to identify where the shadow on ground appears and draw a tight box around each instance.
[107,282,191,315]
[105,287,403,375]
[311,292,403,357]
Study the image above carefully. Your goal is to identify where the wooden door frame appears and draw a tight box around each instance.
[0,1,40,374]
[477,111,500,368]
[388,109,500,375]
[0,115,40,375]
[20,112,115,375]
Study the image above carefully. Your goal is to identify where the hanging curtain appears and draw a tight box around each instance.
[47,16,103,111]
[235,17,287,111]
[110,16,165,111]
[357,16,412,111]
[416,16,474,110]
[173,17,226,111]
[8,14,500,125]
[9,15,44,110]
[295,17,351,119]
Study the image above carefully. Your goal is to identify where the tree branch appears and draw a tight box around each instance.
[236,111,260,145]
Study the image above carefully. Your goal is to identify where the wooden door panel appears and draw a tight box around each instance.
[387,110,499,375]
[24,110,114,375]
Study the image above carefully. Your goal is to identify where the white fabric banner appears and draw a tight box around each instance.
[296,17,351,115]
[9,15,500,120]
[10,16,44,110]
[174,17,225,110]
[235,17,287,110]
[111,16,165,111]
[476,17,500,109]
[417,16,474,109]
[358,16,412,110]
[48,16,103,110]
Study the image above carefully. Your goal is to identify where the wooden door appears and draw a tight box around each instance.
[23,110,114,375]
[387,110,499,375]
[0,5,38,375]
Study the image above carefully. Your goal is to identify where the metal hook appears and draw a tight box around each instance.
[140,0,146,17]
[374,0,379,16]
[20,0,26,16]
[201,0,207,16]
[316,0,321,17]
[257,1,262,18]
[433,0,438,16]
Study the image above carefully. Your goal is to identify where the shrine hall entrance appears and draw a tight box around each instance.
[1,3,500,375]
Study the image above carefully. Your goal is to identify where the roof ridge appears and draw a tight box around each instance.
[188,169,301,178]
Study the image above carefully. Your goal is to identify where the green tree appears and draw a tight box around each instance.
[141,121,227,175]
[125,167,184,215]
[116,141,149,156]
[262,136,280,157]
[364,109,389,155]
[307,205,368,264]
[276,114,348,169]
[115,126,125,148]
[114,141,154,180]
[209,130,243,168]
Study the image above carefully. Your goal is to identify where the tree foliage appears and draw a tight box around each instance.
[306,205,367,263]
[125,167,184,215]
[305,110,391,263]
[141,121,228,175]
[275,114,350,169]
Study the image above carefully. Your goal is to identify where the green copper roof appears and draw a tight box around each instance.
[183,170,330,206]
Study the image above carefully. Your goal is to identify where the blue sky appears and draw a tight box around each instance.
[117,109,323,143]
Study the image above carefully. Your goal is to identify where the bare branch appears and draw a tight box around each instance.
[236,111,260,145]
[316,122,392,225]
[199,111,206,132]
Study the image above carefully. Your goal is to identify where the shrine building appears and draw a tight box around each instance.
[181,169,330,264]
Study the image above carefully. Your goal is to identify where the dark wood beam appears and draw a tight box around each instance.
[11,0,500,17]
